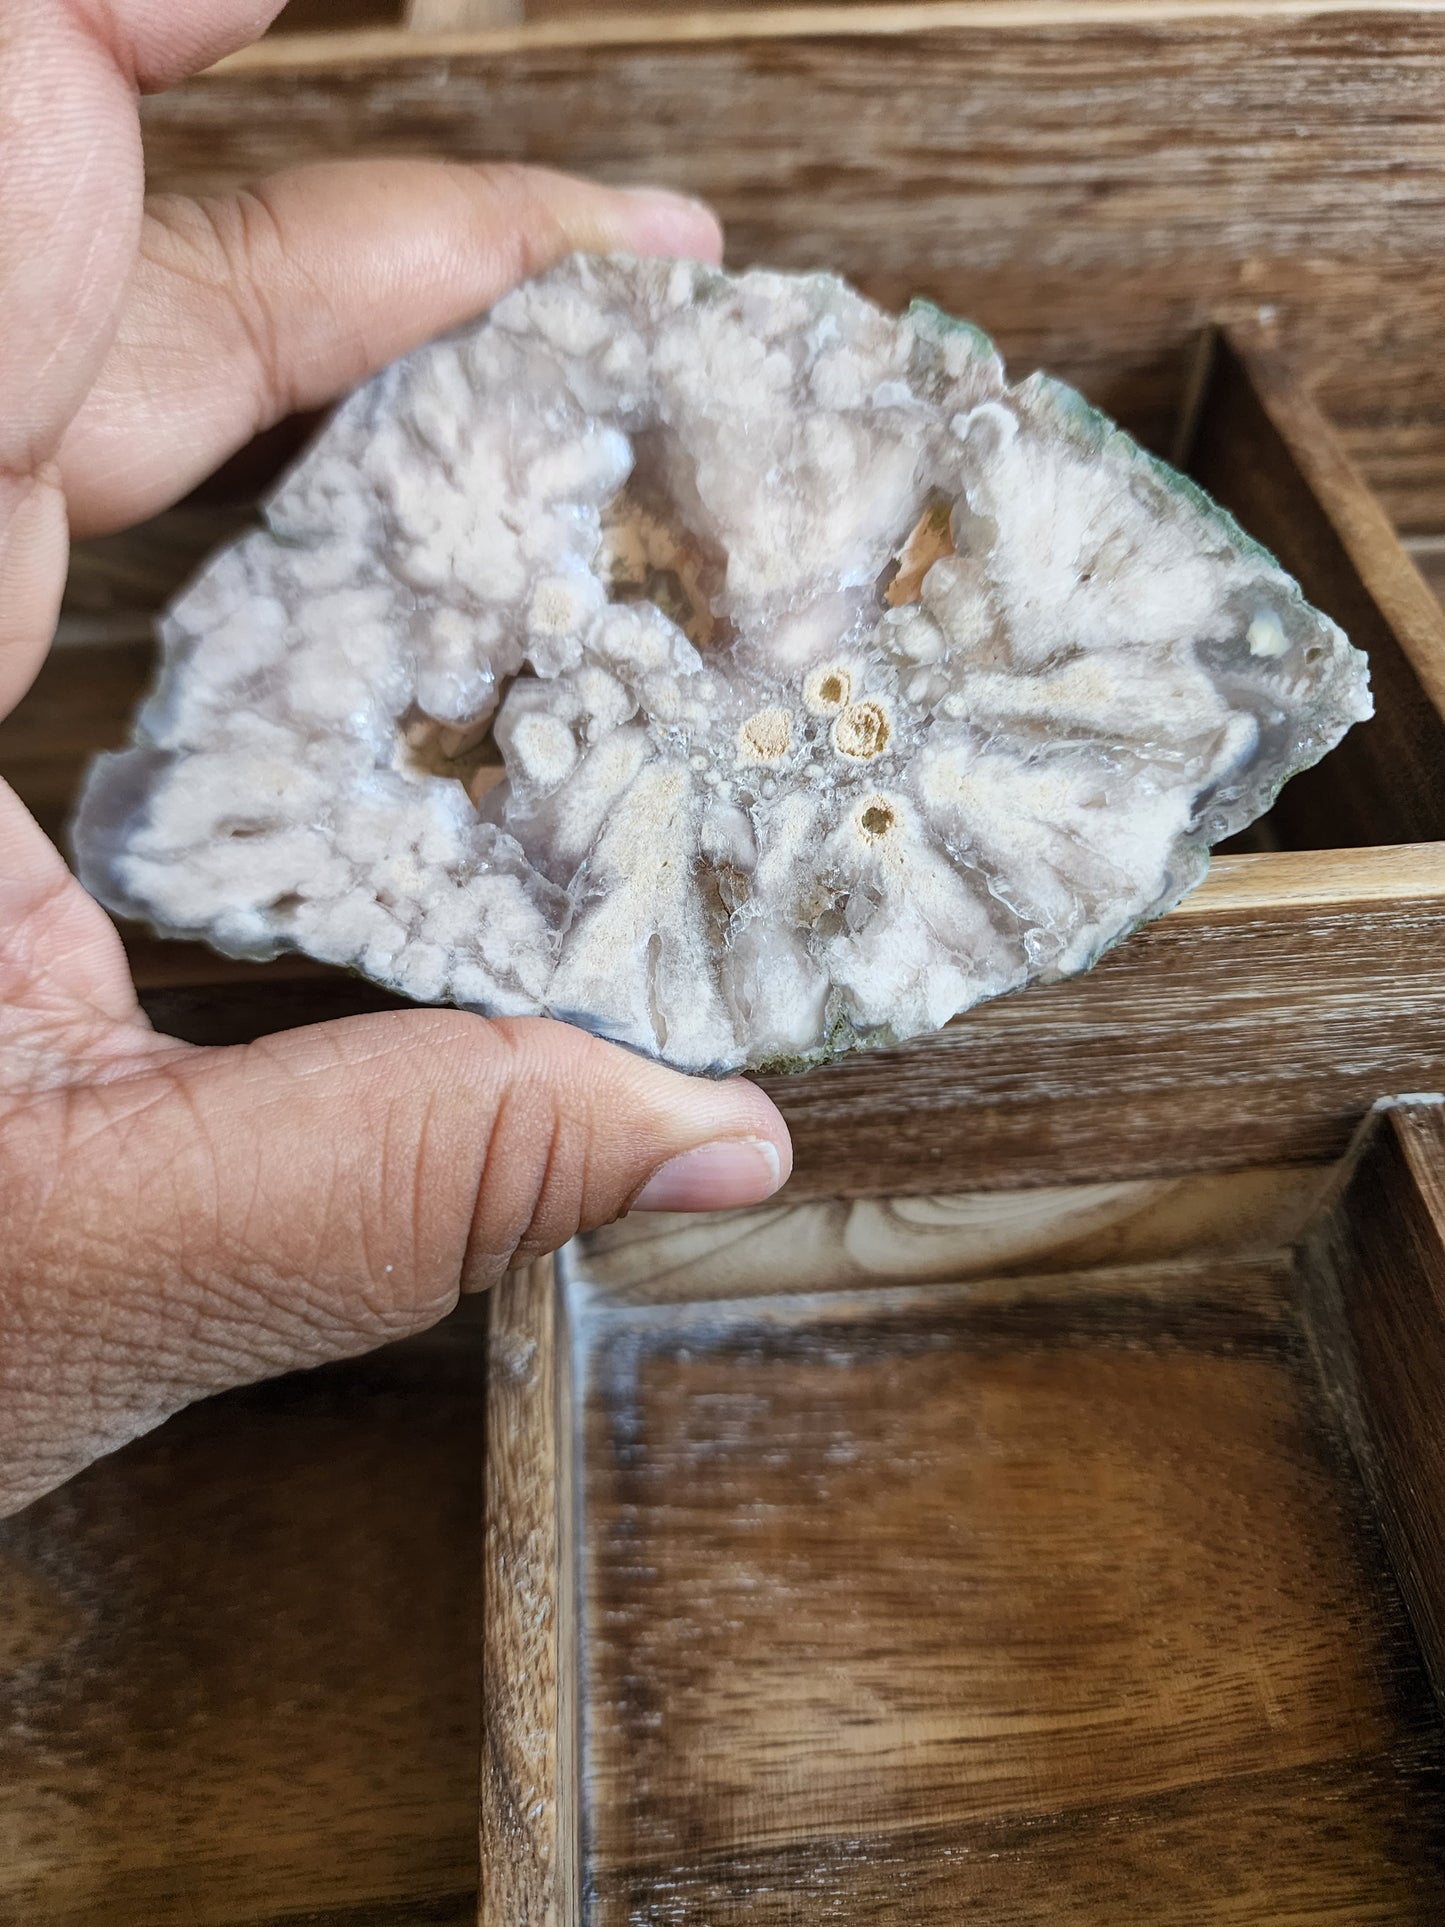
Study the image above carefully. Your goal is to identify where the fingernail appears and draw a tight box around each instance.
[614,186,725,263]
[633,1136,783,1213]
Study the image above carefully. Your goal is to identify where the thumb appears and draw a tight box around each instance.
[62,160,725,538]
[0,1008,790,1513]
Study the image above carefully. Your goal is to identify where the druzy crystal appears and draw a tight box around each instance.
[75,256,1372,1074]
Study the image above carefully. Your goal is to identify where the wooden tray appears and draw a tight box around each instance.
[487,1110,1445,1923]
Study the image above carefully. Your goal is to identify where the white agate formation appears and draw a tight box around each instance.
[74,256,1372,1074]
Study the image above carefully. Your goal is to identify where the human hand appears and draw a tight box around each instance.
[0,0,790,1516]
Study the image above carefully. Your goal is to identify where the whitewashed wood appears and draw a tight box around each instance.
[576,1165,1328,1306]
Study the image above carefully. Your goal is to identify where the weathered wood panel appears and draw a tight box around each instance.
[752,844,1445,1196]
[1305,1101,1445,1708]
[481,1262,579,1927]
[54,845,1443,1197]
[567,1247,1445,1921]
[578,1163,1327,1304]
[0,1312,485,1926]
[140,8,1445,530]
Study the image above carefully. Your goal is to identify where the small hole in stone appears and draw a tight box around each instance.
[819,676,843,705]
[398,704,499,785]
[598,427,729,650]
[860,803,894,836]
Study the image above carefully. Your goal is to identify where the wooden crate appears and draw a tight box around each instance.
[487,1105,1445,1924]
[7,9,1445,1922]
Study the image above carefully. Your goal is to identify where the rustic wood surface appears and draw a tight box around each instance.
[1305,1102,1445,1709]
[276,0,406,30]
[579,1164,1328,1304]
[408,0,524,27]
[13,764,1445,1198]
[561,1235,1445,1922]
[0,1309,486,1926]
[751,842,1445,1195]
[480,1261,579,1927]
[406,0,1045,19]
[135,6,1445,534]
[10,15,1445,1920]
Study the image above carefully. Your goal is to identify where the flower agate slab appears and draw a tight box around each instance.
[74,257,1372,1074]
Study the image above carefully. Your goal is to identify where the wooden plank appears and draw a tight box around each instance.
[577,1753,1445,1924]
[578,1163,1327,1305]
[0,1312,486,1926]
[8,141,1442,1195]
[752,844,1445,1196]
[1189,331,1445,847]
[408,0,524,27]
[406,0,1130,19]
[139,9,1445,531]
[566,1249,1445,1920]
[224,1,1445,63]
[275,0,404,28]
[481,1261,579,1927]
[1303,1101,1445,1707]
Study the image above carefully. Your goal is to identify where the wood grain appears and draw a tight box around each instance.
[579,1163,1327,1305]
[276,0,405,29]
[142,9,1445,531]
[566,1250,1445,1920]
[1304,1100,1445,1708]
[408,0,524,26]
[753,843,1445,1195]
[405,0,1110,22]
[0,1311,485,1926]
[17,619,1445,1199]
[481,1261,579,1927]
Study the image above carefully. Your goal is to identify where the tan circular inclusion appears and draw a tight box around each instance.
[737,707,793,764]
[832,699,892,762]
[855,793,900,843]
[804,664,853,715]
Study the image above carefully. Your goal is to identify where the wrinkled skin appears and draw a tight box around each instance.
[0,0,790,1517]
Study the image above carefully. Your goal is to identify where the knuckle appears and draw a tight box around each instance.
[183,184,294,424]
[444,160,563,286]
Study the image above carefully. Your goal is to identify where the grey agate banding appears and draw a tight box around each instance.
[74,255,1372,1075]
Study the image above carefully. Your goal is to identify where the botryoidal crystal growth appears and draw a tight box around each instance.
[74,256,1372,1074]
